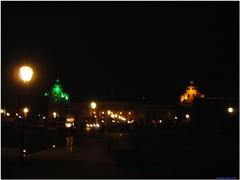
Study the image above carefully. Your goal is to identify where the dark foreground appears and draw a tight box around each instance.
[2,125,239,179]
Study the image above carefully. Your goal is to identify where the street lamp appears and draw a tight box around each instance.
[227,107,234,113]
[90,102,97,109]
[53,112,57,118]
[21,107,29,158]
[23,107,29,117]
[19,65,33,160]
[90,102,97,123]
[19,66,33,83]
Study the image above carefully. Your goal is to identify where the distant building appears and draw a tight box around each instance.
[180,80,204,106]
[47,101,175,126]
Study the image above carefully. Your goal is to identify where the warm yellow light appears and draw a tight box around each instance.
[23,107,29,114]
[90,102,97,109]
[19,66,33,83]
[65,122,72,128]
[107,110,111,115]
[128,112,131,115]
[102,111,104,114]
[184,96,188,100]
[53,112,57,118]
[111,114,115,118]
[228,107,234,113]
[185,114,190,119]
[1,109,4,114]
[114,114,118,118]
[120,112,122,115]
[6,112,10,116]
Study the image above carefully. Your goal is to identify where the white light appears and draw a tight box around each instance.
[52,145,56,148]
[102,111,104,114]
[19,66,33,83]
[174,116,178,120]
[23,149,26,153]
[101,120,104,123]
[111,114,115,118]
[0,109,4,114]
[38,114,41,117]
[159,120,162,123]
[128,112,131,115]
[114,114,118,118]
[23,107,29,114]
[65,122,72,128]
[90,102,97,109]
[120,112,122,115]
[16,113,18,116]
[6,112,10,116]
[96,123,100,128]
[90,124,93,127]
[185,114,190,119]
[107,110,111,115]
[53,112,57,118]
[86,124,90,127]
[43,116,46,119]
[19,115,22,118]
[228,107,234,113]
[112,120,115,123]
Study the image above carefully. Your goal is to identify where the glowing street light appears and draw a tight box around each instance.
[19,66,33,83]
[90,102,97,109]
[23,107,29,117]
[90,101,97,123]
[185,114,190,119]
[227,107,234,113]
[53,112,57,118]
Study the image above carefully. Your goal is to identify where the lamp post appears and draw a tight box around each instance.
[19,65,33,159]
[90,102,97,123]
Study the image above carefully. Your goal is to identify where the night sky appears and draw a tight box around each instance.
[2,2,239,113]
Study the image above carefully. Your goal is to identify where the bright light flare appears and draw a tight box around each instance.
[90,102,97,109]
[228,107,234,113]
[23,107,29,114]
[19,66,33,83]
[53,112,57,118]
[185,114,190,119]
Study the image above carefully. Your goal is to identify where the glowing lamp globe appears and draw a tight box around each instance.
[19,66,33,83]
[23,107,29,114]
[228,107,234,113]
[90,102,97,109]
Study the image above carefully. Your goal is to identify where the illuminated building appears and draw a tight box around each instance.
[180,80,204,106]
[44,79,70,103]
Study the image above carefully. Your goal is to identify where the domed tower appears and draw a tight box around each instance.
[180,80,204,106]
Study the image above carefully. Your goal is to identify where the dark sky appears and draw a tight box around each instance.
[2,2,239,112]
